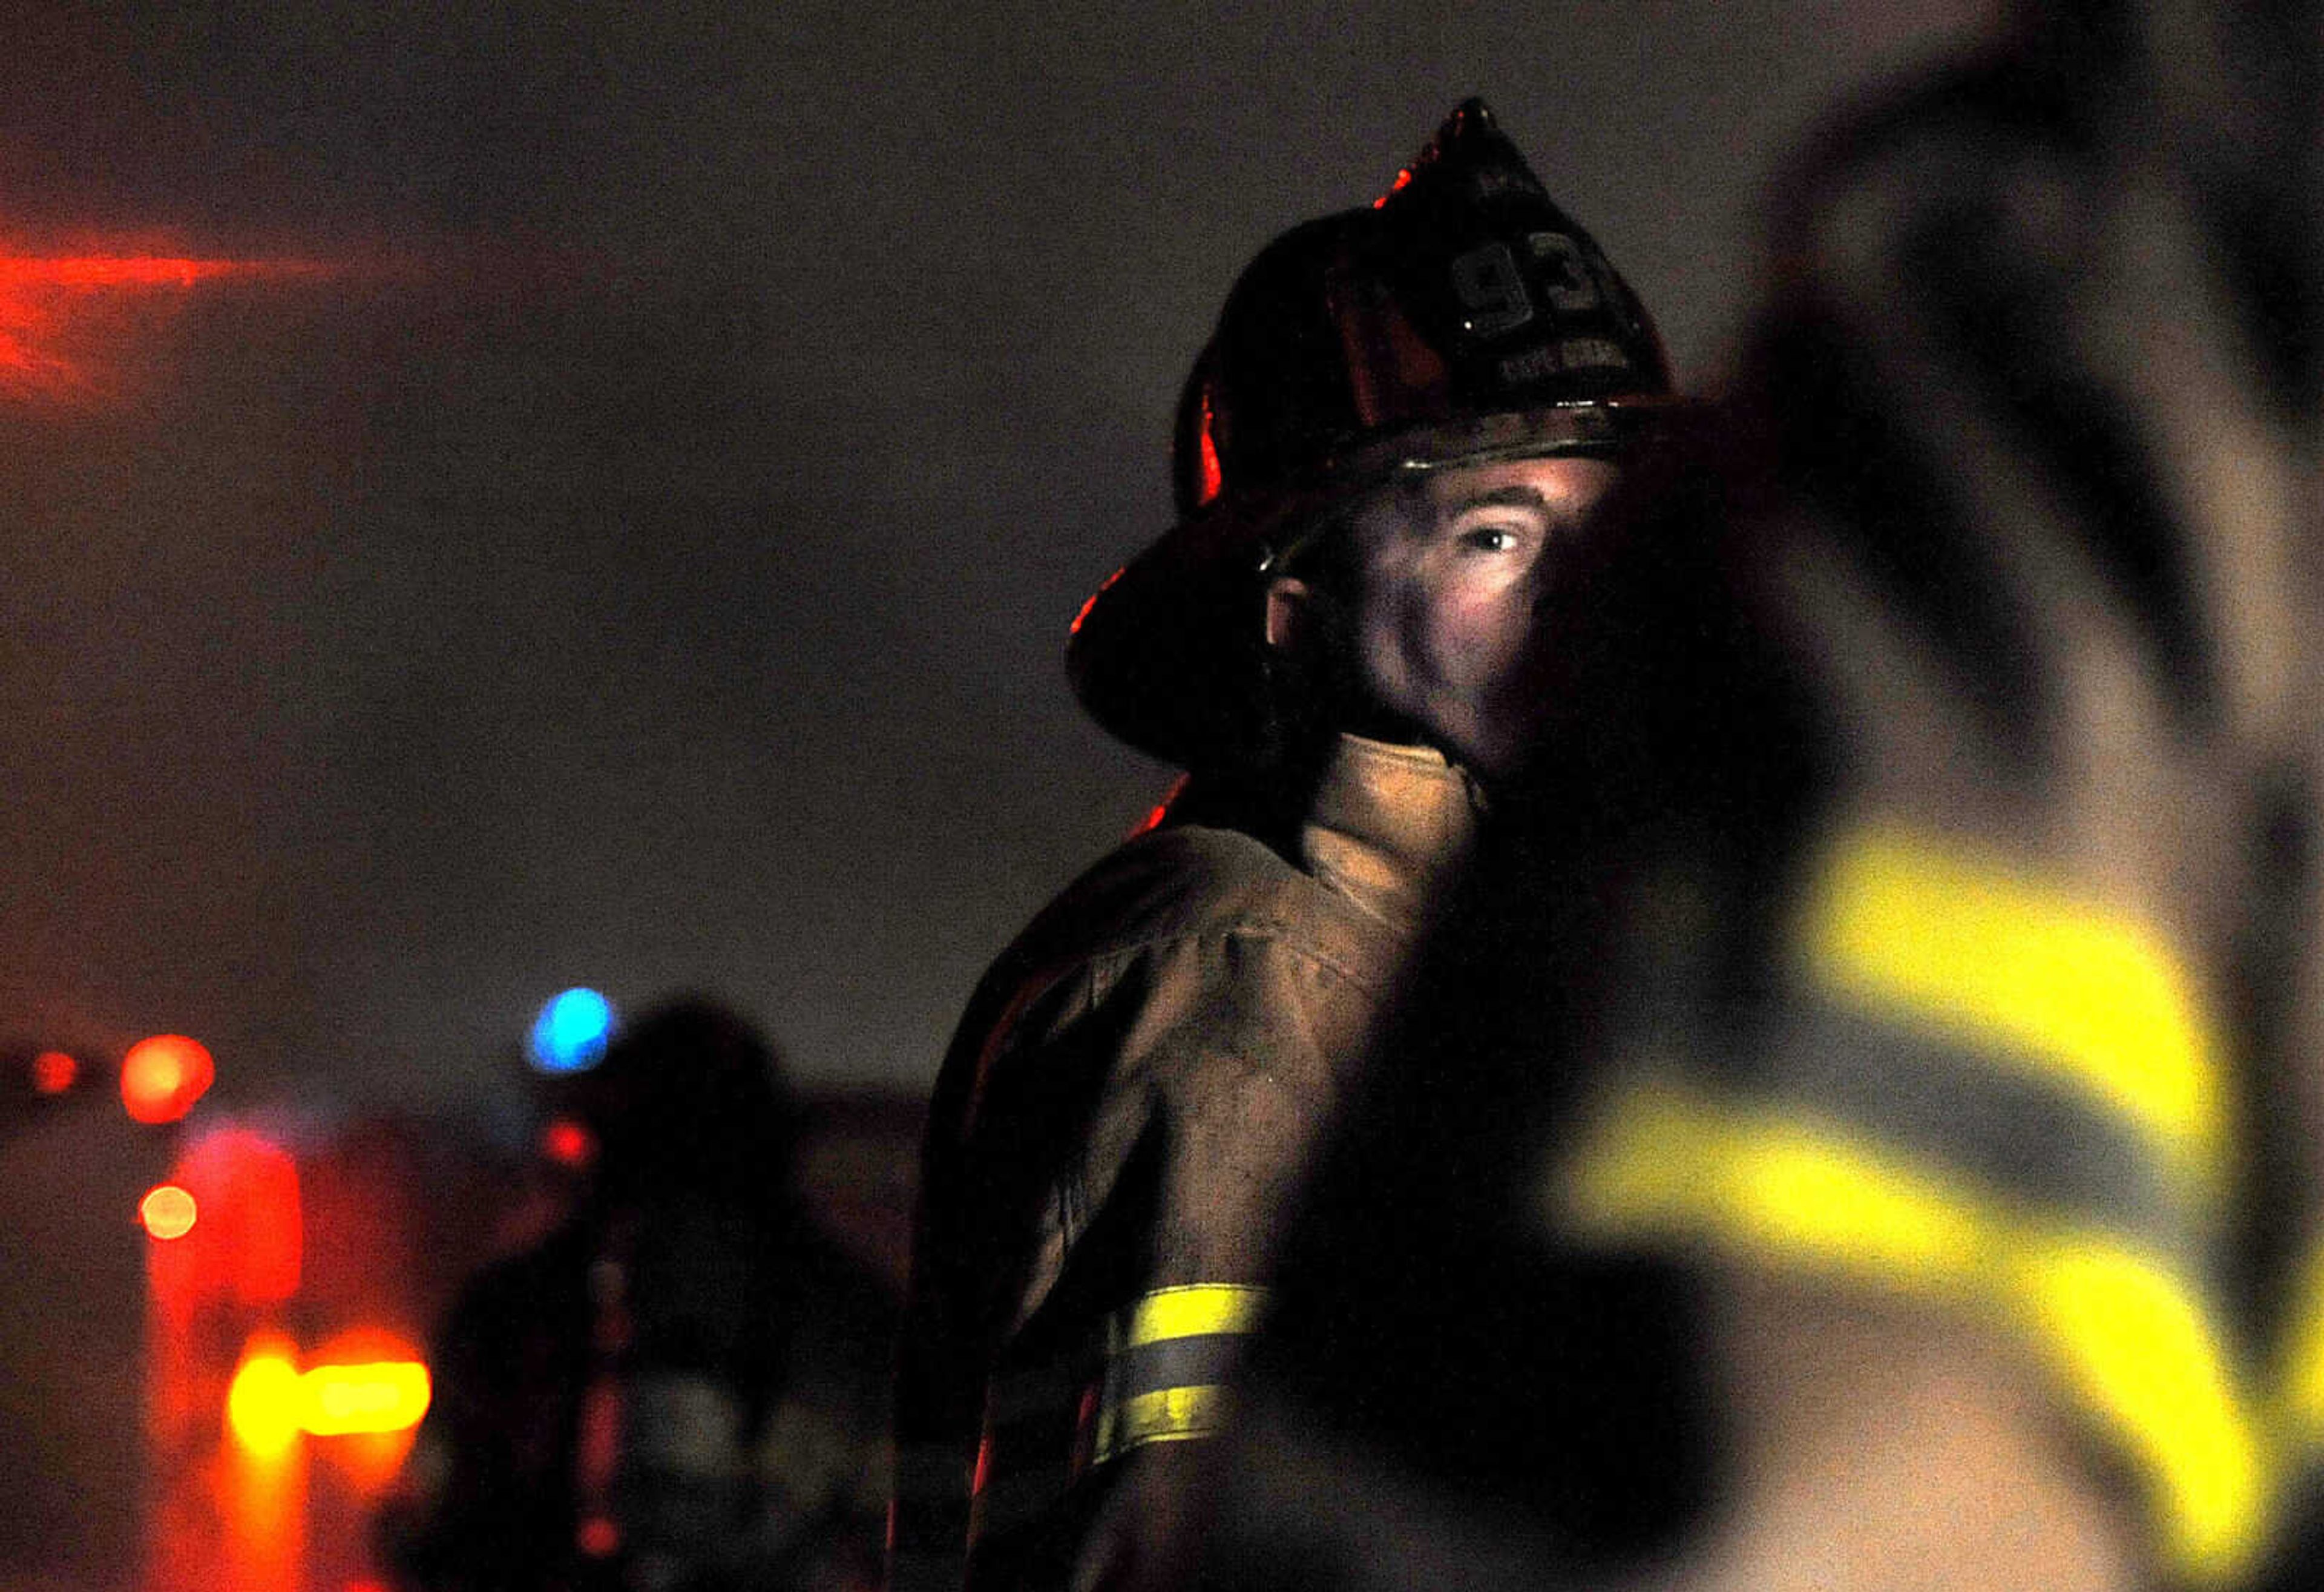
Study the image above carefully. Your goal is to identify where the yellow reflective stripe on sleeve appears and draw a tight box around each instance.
[1075,1286,1265,1468]
[1111,1283,1268,1350]
[1094,1384,1232,1463]
[1797,824,2226,1186]
[1568,1079,1988,1288]
[2011,1234,2265,1576]
[2267,1240,2324,1447]
[1560,1081,2266,1585]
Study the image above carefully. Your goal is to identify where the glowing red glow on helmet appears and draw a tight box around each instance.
[1070,566,1127,637]
[1195,384,1224,504]
[1127,775,1189,838]
[1370,167,1416,210]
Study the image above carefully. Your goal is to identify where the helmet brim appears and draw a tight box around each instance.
[1067,395,1699,768]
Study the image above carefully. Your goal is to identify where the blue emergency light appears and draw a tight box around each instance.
[528,987,615,1073]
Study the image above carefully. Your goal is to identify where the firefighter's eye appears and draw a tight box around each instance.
[1458,524,1524,553]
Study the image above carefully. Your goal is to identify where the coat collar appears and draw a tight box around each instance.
[1297,733,1482,938]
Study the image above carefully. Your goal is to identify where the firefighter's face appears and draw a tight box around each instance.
[1333,455,1621,774]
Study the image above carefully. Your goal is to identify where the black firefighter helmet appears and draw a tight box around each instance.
[1067,98,1681,769]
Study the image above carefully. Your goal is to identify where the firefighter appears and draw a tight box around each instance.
[382,999,894,1592]
[1193,5,2324,1590]
[888,100,1689,1592]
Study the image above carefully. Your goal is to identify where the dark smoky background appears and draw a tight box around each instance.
[2,7,2017,1591]
[1,0,1988,1104]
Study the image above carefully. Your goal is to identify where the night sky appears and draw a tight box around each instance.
[1,1,1989,1111]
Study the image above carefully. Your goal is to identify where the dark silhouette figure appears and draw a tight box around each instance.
[381,999,894,1592]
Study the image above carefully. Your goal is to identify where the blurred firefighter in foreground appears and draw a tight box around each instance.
[890,99,1689,1592]
[381,999,894,1592]
[1192,5,2324,1590]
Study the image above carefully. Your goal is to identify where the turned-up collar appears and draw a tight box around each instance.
[1298,732,1483,939]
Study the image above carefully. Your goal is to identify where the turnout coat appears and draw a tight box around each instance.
[888,734,1478,1592]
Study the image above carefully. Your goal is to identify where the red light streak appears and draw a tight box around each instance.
[0,242,333,399]
[2,255,241,291]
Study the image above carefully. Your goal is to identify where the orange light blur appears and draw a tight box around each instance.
[140,1182,199,1240]
[310,1332,430,1495]
[227,1340,305,1458]
[30,1049,77,1093]
[300,1361,432,1436]
[225,1331,433,1452]
[121,1033,215,1123]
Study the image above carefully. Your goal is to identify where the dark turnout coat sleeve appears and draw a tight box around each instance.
[890,737,1475,1592]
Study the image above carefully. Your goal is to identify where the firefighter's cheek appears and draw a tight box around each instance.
[1420,577,1530,705]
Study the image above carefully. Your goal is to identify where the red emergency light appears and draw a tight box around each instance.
[146,1126,302,1313]
[540,1115,596,1169]
[121,1034,215,1123]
